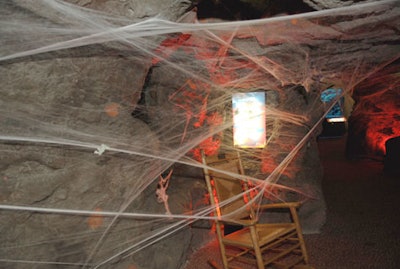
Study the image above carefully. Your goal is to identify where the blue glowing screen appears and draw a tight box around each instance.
[321,88,344,119]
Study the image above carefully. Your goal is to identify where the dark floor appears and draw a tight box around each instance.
[184,137,400,268]
[306,137,400,268]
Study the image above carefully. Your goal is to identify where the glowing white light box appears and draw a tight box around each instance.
[232,92,266,148]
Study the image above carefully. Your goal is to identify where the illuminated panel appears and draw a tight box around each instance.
[327,117,346,123]
[321,88,345,119]
[232,92,266,148]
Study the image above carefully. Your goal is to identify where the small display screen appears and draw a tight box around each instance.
[232,92,266,148]
[321,88,344,119]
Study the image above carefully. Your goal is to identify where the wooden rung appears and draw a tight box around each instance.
[226,248,251,261]
[260,232,298,252]
[263,243,301,265]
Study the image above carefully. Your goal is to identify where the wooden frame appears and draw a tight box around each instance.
[201,150,310,269]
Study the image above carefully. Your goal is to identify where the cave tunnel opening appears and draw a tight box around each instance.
[195,1,399,165]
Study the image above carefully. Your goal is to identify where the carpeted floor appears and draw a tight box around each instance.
[183,137,400,269]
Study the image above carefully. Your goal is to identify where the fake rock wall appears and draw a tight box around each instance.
[0,1,203,269]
